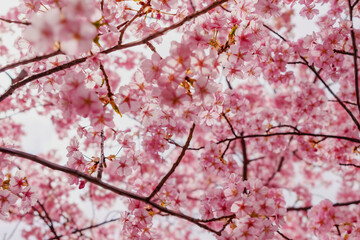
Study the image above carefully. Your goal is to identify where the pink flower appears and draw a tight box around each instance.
[9,171,27,194]
[67,151,87,171]
[141,53,162,81]
[59,19,97,55]
[133,209,152,227]
[73,87,103,117]
[23,9,61,52]
[20,186,38,213]
[0,190,17,217]
[112,156,133,177]
[117,87,141,113]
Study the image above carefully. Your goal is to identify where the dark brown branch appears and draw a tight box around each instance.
[37,201,59,239]
[277,230,292,240]
[225,76,233,89]
[240,133,249,181]
[263,23,360,131]
[347,0,360,115]
[49,217,120,240]
[266,156,284,185]
[148,123,195,200]
[329,99,357,106]
[0,57,87,102]
[333,49,360,59]
[0,0,228,103]
[352,0,360,10]
[118,11,144,45]
[339,163,360,168]
[97,131,105,179]
[168,130,360,152]
[302,57,360,131]
[222,112,237,137]
[189,0,196,12]
[287,199,360,211]
[335,224,341,236]
[0,146,227,236]
[220,140,232,159]
[99,63,113,97]
[32,205,60,240]
[196,214,235,223]
[287,61,307,65]
[0,17,30,25]
[263,24,287,42]
[0,50,62,73]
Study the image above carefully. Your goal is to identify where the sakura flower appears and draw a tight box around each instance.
[199,109,218,126]
[299,4,319,20]
[9,171,27,194]
[67,151,87,171]
[20,186,38,213]
[90,111,115,131]
[73,87,103,117]
[117,86,141,113]
[190,50,214,76]
[0,190,17,218]
[156,86,190,108]
[112,156,133,177]
[23,9,61,52]
[59,19,97,55]
[133,208,152,227]
[62,0,96,20]
[66,137,79,157]
[141,53,162,81]
[151,0,178,11]
[193,77,218,104]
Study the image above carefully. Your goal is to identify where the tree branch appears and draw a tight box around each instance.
[287,199,360,211]
[32,204,60,240]
[347,0,360,114]
[263,23,360,131]
[0,0,228,103]
[240,133,249,181]
[0,50,62,73]
[222,112,237,137]
[147,123,195,200]
[97,130,105,179]
[0,145,229,236]
[49,217,120,240]
[0,17,30,25]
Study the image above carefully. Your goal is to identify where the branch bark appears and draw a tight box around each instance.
[0,0,228,103]
[147,123,195,200]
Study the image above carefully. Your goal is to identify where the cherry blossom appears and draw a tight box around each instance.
[3,0,360,239]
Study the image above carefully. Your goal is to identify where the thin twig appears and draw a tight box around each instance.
[287,199,360,211]
[0,50,62,73]
[339,163,360,168]
[222,112,237,137]
[333,49,360,59]
[48,217,120,240]
[277,230,292,240]
[0,146,227,236]
[97,131,105,179]
[0,0,229,103]
[0,17,30,25]
[302,56,360,131]
[266,156,284,185]
[33,204,60,240]
[240,132,249,181]
[263,24,287,42]
[347,0,360,114]
[147,123,196,200]
[263,23,360,131]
